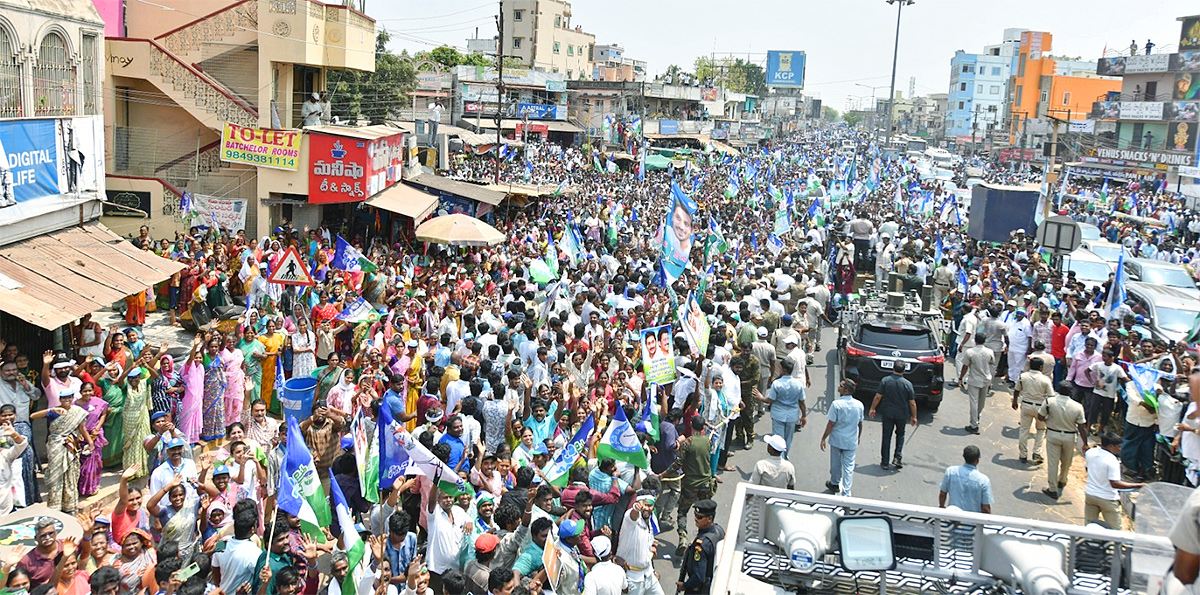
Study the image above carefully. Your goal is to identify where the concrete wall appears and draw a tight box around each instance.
[101,176,186,238]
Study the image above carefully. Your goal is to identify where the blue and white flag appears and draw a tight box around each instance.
[541,415,595,487]
[1104,248,1127,319]
[278,418,332,539]
[336,297,376,323]
[332,235,376,272]
[766,233,784,257]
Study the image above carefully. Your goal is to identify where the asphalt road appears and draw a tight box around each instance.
[651,324,1089,591]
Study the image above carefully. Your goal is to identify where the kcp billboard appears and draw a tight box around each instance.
[766,50,806,88]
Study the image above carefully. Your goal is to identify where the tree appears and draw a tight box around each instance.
[823,106,839,121]
[419,45,493,69]
[329,31,417,125]
[843,111,865,127]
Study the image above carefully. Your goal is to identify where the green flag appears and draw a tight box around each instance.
[596,405,649,468]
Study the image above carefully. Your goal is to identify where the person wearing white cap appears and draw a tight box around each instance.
[749,434,795,489]
[617,491,663,595]
[301,91,323,127]
[584,535,627,595]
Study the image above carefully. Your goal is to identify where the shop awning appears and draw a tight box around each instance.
[496,119,583,133]
[365,184,438,222]
[408,174,507,206]
[0,223,186,330]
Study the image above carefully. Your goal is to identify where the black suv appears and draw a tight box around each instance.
[837,296,945,411]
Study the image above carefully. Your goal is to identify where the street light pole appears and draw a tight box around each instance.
[883,0,913,148]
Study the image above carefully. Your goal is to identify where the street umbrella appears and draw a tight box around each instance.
[414,214,506,247]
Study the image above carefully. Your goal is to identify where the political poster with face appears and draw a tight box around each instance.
[677,292,709,356]
[640,324,677,385]
[659,182,696,282]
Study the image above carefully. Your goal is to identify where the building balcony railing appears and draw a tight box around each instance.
[1090,100,1200,122]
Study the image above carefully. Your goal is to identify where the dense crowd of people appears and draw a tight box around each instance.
[1,123,1200,595]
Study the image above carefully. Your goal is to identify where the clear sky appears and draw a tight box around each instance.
[371,1,1196,112]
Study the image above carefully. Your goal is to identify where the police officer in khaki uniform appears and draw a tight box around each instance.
[1038,384,1089,499]
[1012,357,1053,464]
[677,499,724,594]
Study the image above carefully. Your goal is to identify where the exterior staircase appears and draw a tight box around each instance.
[155,0,260,67]
[108,37,258,130]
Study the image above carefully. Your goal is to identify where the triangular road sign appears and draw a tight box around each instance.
[267,247,315,286]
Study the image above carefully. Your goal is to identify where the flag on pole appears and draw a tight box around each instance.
[277,418,332,540]
[1104,248,1127,319]
[545,230,559,277]
[595,405,649,468]
[553,179,568,197]
[392,429,474,496]
[635,385,661,442]
[1125,360,1170,411]
[332,235,377,272]
[330,470,368,595]
[377,400,408,490]
[541,415,595,487]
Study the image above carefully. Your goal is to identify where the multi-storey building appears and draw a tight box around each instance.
[501,0,595,81]
[946,30,1025,151]
[100,0,393,238]
[1086,15,1200,183]
[0,0,182,349]
[1007,31,1120,151]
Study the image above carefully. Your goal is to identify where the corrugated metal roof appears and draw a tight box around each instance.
[304,125,403,140]
[407,175,506,206]
[0,223,186,330]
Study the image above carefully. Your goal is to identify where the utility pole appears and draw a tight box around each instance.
[494,0,504,184]
[884,0,914,148]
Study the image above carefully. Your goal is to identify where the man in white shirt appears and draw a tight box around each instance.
[149,437,199,501]
[750,435,796,489]
[952,304,980,387]
[616,494,663,595]
[1006,309,1035,384]
[1086,349,1128,429]
[211,500,262,594]
[1084,433,1145,528]
[585,535,627,595]
[425,485,468,585]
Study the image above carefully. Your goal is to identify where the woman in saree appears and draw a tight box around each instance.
[34,386,92,513]
[200,336,227,442]
[112,529,157,593]
[257,318,286,415]
[404,340,425,432]
[120,363,152,479]
[178,340,204,443]
[325,366,357,417]
[123,289,146,327]
[238,325,266,411]
[312,352,344,403]
[150,350,181,420]
[221,332,246,427]
[77,381,108,497]
[98,362,125,468]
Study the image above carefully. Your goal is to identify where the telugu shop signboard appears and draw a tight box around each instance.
[308,130,405,204]
[220,123,301,170]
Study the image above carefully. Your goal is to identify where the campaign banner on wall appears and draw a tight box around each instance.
[1176,72,1200,101]
[0,116,104,209]
[640,325,677,386]
[659,120,679,135]
[191,194,248,231]
[516,103,564,120]
[220,122,301,170]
